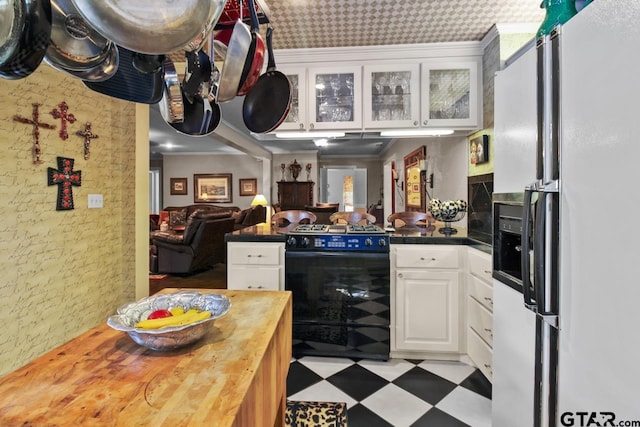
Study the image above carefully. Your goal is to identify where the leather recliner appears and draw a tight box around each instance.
[150,210,236,274]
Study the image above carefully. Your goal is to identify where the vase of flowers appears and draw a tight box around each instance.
[280,163,286,181]
[306,163,312,181]
[289,160,302,182]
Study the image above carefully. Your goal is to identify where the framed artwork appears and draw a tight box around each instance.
[239,178,257,196]
[404,145,426,211]
[170,177,188,195]
[470,134,489,165]
[193,173,232,203]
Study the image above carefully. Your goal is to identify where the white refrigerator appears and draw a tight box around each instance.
[492,0,640,426]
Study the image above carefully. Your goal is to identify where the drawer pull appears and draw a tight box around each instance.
[247,254,263,258]
[484,297,493,304]
[484,328,492,333]
[484,270,491,274]
[484,363,492,369]
[247,285,264,289]
[419,257,437,261]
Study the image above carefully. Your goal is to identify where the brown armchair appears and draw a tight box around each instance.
[150,210,236,274]
[329,211,377,225]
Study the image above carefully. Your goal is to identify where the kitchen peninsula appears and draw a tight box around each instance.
[0,289,292,427]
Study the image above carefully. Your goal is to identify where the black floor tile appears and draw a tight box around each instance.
[393,366,458,405]
[459,369,492,400]
[326,364,388,401]
[286,361,323,396]
[411,407,470,427]
[347,403,394,427]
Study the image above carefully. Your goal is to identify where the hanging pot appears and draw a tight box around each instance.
[236,0,265,96]
[0,0,52,80]
[69,0,226,55]
[168,90,220,137]
[44,0,118,82]
[83,46,163,104]
[242,27,292,133]
[158,57,183,124]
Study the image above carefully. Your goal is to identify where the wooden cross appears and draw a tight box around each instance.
[75,122,99,160]
[50,101,76,140]
[13,103,56,164]
[47,157,82,210]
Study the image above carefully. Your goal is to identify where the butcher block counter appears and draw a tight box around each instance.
[0,289,292,427]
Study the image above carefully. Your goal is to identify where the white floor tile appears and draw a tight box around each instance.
[357,358,416,382]
[417,360,477,385]
[360,383,433,427]
[288,380,358,409]
[436,386,492,427]
[297,356,355,378]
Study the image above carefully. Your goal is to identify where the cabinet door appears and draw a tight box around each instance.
[277,66,307,131]
[227,266,282,290]
[363,63,420,129]
[395,269,460,352]
[420,61,480,128]
[307,65,362,130]
[278,182,313,210]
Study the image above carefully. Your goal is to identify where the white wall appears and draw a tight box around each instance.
[162,154,266,209]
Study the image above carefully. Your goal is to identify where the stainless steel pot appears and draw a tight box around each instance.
[0,0,25,64]
[44,0,118,81]
[70,0,227,55]
[158,57,183,124]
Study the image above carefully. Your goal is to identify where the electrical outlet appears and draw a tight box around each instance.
[88,194,103,208]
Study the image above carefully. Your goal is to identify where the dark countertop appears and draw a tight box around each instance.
[225,222,491,254]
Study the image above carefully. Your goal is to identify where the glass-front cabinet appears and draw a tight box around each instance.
[307,65,362,130]
[420,61,479,128]
[363,64,420,129]
[277,66,307,131]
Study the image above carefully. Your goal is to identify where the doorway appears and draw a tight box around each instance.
[319,167,367,212]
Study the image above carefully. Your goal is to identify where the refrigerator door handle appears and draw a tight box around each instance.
[522,184,538,311]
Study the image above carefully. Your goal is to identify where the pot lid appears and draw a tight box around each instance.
[0,0,24,65]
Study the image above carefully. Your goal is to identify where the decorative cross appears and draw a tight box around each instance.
[13,103,56,164]
[50,101,76,140]
[75,122,99,160]
[47,157,82,210]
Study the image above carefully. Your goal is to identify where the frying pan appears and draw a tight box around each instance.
[69,0,226,55]
[44,0,118,82]
[83,46,163,104]
[236,0,265,96]
[0,0,52,80]
[168,92,221,137]
[215,3,252,103]
[158,57,184,124]
[243,27,292,133]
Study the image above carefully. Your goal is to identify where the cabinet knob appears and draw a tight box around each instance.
[299,123,304,130]
[423,120,428,125]
[310,123,314,130]
[413,121,419,126]
[397,273,404,278]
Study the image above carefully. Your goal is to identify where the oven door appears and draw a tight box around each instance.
[285,251,390,360]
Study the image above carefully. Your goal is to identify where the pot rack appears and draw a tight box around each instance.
[214,0,271,30]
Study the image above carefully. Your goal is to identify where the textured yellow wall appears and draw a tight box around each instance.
[0,66,138,376]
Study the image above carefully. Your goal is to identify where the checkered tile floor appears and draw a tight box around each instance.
[287,357,492,427]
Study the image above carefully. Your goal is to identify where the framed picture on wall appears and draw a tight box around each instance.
[194,173,232,203]
[470,134,489,165]
[170,177,188,195]
[239,178,257,196]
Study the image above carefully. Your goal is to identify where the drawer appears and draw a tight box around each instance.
[468,248,492,283]
[394,246,460,269]
[227,266,282,290]
[468,274,493,312]
[468,328,493,382]
[228,243,283,265]
[467,297,493,347]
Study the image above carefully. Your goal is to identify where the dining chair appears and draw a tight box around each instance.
[304,204,340,224]
[271,210,317,227]
[387,211,433,228]
[329,211,377,225]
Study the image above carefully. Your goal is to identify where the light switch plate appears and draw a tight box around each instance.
[88,194,103,208]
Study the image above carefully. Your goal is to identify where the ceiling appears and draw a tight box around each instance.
[149,0,545,159]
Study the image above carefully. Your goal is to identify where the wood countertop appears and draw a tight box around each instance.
[0,289,292,427]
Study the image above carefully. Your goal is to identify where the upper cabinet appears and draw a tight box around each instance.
[363,64,421,129]
[421,61,480,128]
[278,66,307,131]
[308,65,362,130]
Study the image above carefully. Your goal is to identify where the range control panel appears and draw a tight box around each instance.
[285,234,389,252]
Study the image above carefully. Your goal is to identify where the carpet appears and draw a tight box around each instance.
[285,400,348,427]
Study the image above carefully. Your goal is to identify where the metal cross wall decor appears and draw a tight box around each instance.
[50,101,77,140]
[75,122,99,160]
[13,103,56,164]
[47,157,82,210]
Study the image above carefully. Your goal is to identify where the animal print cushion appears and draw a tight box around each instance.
[285,400,348,427]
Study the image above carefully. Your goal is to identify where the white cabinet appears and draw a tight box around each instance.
[466,247,493,381]
[307,65,362,130]
[277,66,307,131]
[392,245,462,354]
[227,242,285,290]
[363,64,420,129]
[421,61,481,128]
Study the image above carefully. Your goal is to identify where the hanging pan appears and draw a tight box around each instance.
[0,0,52,80]
[158,57,184,124]
[44,0,118,82]
[215,0,252,102]
[83,46,163,104]
[168,91,221,137]
[242,27,292,133]
[236,0,264,96]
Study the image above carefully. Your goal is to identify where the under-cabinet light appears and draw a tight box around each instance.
[380,129,455,137]
[275,131,345,139]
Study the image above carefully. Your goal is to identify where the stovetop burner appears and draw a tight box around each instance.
[289,224,330,234]
[347,224,386,234]
[289,223,385,235]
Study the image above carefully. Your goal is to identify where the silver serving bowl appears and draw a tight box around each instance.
[107,291,231,351]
